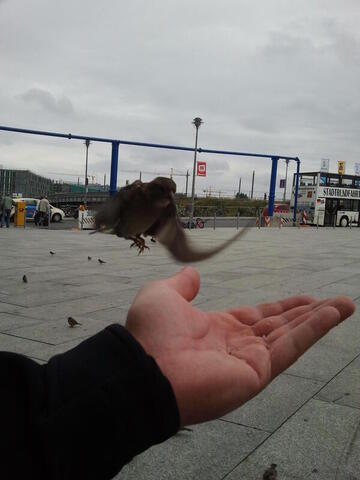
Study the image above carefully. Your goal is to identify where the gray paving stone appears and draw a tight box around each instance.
[0,332,49,357]
[286,342,356,382]
[312,283,360,300]
[116,420,269,480]
[0,301,28,314]
[26,338,92,362]
[0,284,92,307]
[7,316,118,345]
[316,314,360,354]
[0,312,46,332]
[226,399,360,480]
[84,307,128,326]
[19,291,136,321]
[223,373,324,432]
[192,284,246,306]
[315,355,360,409]
[219,273,276,290]
[52,273,133,287]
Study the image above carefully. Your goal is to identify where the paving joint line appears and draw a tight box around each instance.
[220,355,360,480]
[0,331,55,346]
[217,417,272,434]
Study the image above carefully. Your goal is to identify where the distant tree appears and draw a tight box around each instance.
[235,192,248,199]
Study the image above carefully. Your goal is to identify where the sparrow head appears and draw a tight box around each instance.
[152,177,176,194]
[147,177,176,206]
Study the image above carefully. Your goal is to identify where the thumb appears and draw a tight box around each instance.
[165,267,200,301]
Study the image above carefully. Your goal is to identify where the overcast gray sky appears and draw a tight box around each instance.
[1,0,359,197]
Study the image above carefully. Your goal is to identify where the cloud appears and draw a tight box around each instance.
[1,0,360,197]
[19,88,75,116]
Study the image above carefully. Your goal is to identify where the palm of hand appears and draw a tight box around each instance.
[126,268,354,426]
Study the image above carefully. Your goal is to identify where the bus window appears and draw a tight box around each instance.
[320,175,326,185]
[339,199,352,210]
[329,177,339,186]
[341,178,353,187]
[353,200,359,211]
[299,175,317,186]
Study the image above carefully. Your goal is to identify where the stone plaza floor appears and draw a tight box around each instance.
[0,226,359,479]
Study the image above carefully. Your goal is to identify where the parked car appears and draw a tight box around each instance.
[10,198,65,222]
[262,203,289,217]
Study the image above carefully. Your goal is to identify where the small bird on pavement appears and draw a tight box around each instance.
[22,275,28,283]
[98,258,106,264]
[50,251,55,255]
[263,464,277,480]
[68,316,82,328]
[88,256,92,260]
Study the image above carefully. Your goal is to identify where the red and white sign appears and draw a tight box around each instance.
[197,161,206,176]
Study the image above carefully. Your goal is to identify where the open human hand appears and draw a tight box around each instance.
[126,267,355,427]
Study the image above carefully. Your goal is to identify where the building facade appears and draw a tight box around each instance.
[0,169,53,197]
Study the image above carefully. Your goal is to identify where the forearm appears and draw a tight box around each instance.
[0,325,180,479]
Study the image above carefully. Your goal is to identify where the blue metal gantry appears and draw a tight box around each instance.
[0,125,301,222]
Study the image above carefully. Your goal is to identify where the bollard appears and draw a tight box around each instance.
[236,212,239,230]
[278,217,283,229]
[213,212,216,230]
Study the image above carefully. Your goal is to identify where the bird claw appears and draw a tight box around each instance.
[129,237,150,254]
[137,245,150,255]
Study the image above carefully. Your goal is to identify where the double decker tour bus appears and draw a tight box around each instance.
[290,171,360,226]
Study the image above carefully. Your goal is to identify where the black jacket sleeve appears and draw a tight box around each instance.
[0,324,180,480]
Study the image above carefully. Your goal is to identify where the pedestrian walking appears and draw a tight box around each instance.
[37,196,50,226]
[329,203,337,227]
[1,192,14,228]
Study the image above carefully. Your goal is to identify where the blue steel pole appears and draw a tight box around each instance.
[110,142,119,196]
[293,158,300,224]
[268,157,279,216]
[0,125,299,161]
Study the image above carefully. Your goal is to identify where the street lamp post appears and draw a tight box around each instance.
[283,159,289,201]
[189,117,203,229]
[84,139,90,207]
[251,170,255,199]
[238,177,242,197]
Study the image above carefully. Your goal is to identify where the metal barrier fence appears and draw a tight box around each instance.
[79,210,96,230]
[180,214,298,229]
[178,205,263,218]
